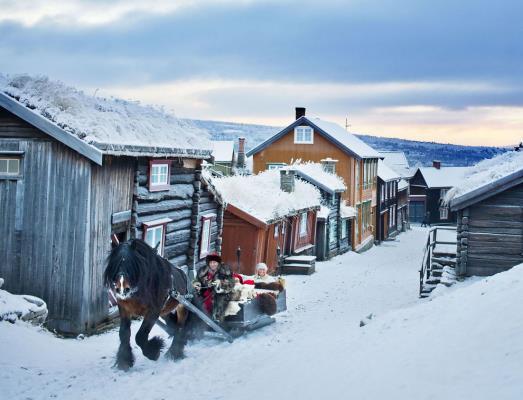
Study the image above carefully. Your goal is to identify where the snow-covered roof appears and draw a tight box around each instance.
[417,166,471,188]
[283,161,346,194]
[307,117,381,159]
[379,151,412,178]
[340,202,357,219]
[378,159,401,182]
[398,178,409,191]
[446,150,523,209]
[0,74,211,163]
[246,115,380,159]
[212,141,235,162]
[208,169,321,224]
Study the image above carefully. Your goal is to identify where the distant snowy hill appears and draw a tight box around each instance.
[189,119,508,167]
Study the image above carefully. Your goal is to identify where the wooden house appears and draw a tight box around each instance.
[376,160,401,243]
[206,168,321,275]
[246,107,380,252]
[448,151,523,276]
[284,161,354,260]
[409,161,470,225]
[0,76,218,334]
[379,151,413,231]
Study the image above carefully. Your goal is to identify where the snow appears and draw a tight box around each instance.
[379,151,413,178]
[445,150,523,204]
[0,74,211,155]
[340,201,357,218]
[417,165,471,188]
[2,227,522,399]
[207,168,321,223]
[398,178,409,191]
[283,161,346,192]
[318,205,331,219]
[0,285,47,323]
[378,159,401,182]
[211,140,235,162]
[307,117,381,158]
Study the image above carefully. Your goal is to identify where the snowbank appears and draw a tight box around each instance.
[0,281,47,324]
[0,74,211,152]
[445,150,523,203]
[208,168,321,222]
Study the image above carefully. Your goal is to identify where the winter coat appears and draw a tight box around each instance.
[253,273,277,284]
[195,263,235,293]
[195,263,235,321]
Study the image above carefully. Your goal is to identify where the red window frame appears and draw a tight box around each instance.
[143,219,169,256]
[148,159,172,192]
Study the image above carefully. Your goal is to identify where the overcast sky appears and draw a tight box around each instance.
[1,0,522,146]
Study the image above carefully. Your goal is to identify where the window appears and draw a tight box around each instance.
[199,215,214,259]
[341,220,348,239]
[149,160,171,191]
[274,224,279,238]
[294,126,314,144]
[267,163,286,170]
[440,207,449,220]
[329,221,337,243]
[299,212,308,236]
[440,189,449,199]
[0,155,22,179]
[381,185,385,202]
[143,220,169,256]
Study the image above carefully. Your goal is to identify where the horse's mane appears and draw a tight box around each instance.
[104,239,172,308]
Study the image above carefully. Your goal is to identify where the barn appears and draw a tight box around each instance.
[447,150,523,276]
[0,75,216,334]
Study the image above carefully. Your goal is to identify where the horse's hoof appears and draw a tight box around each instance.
[143,336,164,360]
[165,350,185,361]
[116,347,135,371]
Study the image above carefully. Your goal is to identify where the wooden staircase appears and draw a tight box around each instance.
[282,255,316,275]
[419,227,458,298]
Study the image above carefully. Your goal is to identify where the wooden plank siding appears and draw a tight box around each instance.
[458,182,523,277]
[0,136,93,334]
[251,125,376,250]
[87,156,135,331]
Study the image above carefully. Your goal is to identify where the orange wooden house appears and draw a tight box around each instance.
[246,108,380,252]
[205,168,321,274]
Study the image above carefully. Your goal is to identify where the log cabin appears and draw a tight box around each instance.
[448,150,523,276]
[283,160,354,260]
[205,168,321,275]
[0,75,217,334]
[246,107,380,252]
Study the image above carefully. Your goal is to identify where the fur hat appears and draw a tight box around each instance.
[206,252,222,264]
[255,262,268,272]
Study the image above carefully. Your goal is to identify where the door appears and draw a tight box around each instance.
[410,201,425,223]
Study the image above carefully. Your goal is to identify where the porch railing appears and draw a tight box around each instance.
[419,226,456,296]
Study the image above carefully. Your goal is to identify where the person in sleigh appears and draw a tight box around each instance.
[193,253,235,322]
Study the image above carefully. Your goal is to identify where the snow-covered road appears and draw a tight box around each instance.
[2,227,522,400]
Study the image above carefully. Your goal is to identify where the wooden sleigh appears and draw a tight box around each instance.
[155,289,287,342]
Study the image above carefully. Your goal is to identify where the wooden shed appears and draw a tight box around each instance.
[449,153,523,276]
[206,168,321,274]
[0,76,217,334]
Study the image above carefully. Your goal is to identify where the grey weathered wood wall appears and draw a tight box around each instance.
[0,115,92,333]
[456,182,523,276]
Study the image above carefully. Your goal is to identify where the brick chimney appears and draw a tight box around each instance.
[321,158,339,174]
[295,107,306,120]
[280,169,296,193]
[432,160,441,169]
[237,137,246,169]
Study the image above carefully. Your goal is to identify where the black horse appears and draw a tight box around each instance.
[103,239,195,370]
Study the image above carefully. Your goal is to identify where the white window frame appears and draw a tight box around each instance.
[294,126,314,144]
[299,212,308,237]
[341,219,348,239]
[329,220,337,243]
[199,215,213,259]
[267,163,286,170]
[149,160,171,192]
[440,188,449,199]
[440,207,449,220]
[274,224,279,238]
